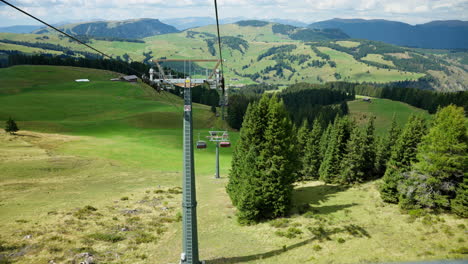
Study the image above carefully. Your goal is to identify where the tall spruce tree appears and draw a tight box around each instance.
[257,95,297,219]
[379,115,427,203]
[362,116,376,180]
[296,120,310,180]
[340,126,366,184]
[375,115,400,177]
[319,123,332,161]
[227,94,297,223]
[227,96,270,206]
[319,117,353,183]
[301,119,323,179]
[399,105,467,211]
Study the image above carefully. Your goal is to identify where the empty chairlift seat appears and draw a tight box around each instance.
[220,141,231,148]
[196,141,207,149]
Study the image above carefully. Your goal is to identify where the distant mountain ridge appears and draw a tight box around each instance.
[34,18,179,39]
[161,17,308,30]
[0,25,42,34]
[309,19,468,49]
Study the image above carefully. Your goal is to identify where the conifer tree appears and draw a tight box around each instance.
[5,117,19,134]
[319,123,332,161]
[227,94,297,223]
[451,178,468,218]
[375,115,400,177]
[257,95,297,220]
[296,119,310,180]
[301,119,323,179]
[319,117,352,183]
[227,96,270,206]
[362,116,376,180]
[340,126,366,184]
[379,115,427,203]
[400,105,467,210]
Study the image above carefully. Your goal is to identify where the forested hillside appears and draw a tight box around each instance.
[310,19,468,49]
[1,20,467,91]
[33,18,179,39]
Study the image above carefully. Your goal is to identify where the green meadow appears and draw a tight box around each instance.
[0,21,431,86]
[348,95,432,135]
[0,66,466,264]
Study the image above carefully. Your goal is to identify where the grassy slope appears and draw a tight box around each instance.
[0,21,440,86]
[348,95,432,135]
[0,66,466,264]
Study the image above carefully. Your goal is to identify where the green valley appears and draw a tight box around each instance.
[1,21,466,91]
[0,65,466,264]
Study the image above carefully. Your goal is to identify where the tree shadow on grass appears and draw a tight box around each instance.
[206,223,370,264]
[291,184,355,215]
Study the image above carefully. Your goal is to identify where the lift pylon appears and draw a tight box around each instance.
[149,59,225,264]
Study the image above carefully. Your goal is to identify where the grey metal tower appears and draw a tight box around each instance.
[150,59,223,264]
[207,131,231,179]
[181,78,200,264]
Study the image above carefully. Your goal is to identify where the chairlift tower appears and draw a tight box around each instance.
[150,59,224,264]
[206,131,231,179]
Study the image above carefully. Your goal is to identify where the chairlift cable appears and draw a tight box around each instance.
[0,0,147,77]
[213,0,225,95]
[0,0,184,112]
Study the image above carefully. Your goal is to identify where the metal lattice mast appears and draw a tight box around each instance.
[150,60,224,264]
[181,78,200,264]
[215,142,220,179]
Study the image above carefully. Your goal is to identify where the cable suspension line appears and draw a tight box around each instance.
[0,0,145,77]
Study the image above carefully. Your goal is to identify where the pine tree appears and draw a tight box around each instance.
[340,126,366,184]
[375,115,400,177]
[296,119,310,180]
[400,105,467,210]
[227,94,297,223]
[451,177,468,218]
[257,95,297,219]
[319,123,332,161]
[319,117,353,183]
[379,115,427,203]
[227,96,270,206]
[362,116,376,180]
[5,117,19,134]
[339,101,349,115]
[301,118,323,179]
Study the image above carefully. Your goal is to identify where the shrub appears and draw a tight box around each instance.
[120,196,129,201]
[74,205,98,219]
[274,230,286,237]
[134,231,157,244]
[89,232,125,243]
[313,245,322,251]
[5,117,19,134]
[269,218,290,228]
[175,212,182,222]
[337,238,346,243]
[284,227,303,239]
[450,247,468,254]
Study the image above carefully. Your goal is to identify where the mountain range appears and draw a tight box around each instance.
[310,19,468,49]
[3,17,468,49]
[2,19,467,91]
[33,18,179,39]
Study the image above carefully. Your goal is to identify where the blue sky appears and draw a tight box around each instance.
[1,0,467,27]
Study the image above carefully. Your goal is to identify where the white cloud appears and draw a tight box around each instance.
[0,0,467,26]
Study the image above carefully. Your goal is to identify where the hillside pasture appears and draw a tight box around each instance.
[0,65,466,264]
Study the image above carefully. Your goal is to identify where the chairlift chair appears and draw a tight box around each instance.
[196,133,207,149]
[220,141,231,148]
[196,141,207,149]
